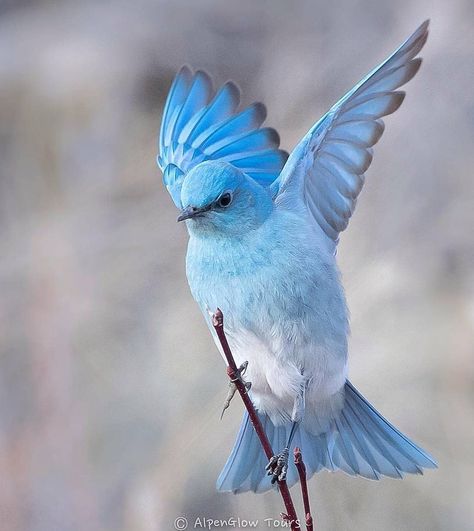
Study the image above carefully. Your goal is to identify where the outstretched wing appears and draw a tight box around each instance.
[158,67,288,208]
[271,21,429,252]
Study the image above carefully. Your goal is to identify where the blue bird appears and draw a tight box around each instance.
[157,21,437,493]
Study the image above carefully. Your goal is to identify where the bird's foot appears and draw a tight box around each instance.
[266,447,289,484]
[220,361,251,419]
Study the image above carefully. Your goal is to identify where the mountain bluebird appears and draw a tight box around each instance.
[157,21,436,493]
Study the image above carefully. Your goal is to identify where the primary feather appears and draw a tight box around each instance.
[158,66,288,208]
[271,20,429,251]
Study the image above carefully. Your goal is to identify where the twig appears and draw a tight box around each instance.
[294,448,314,531]
[212,308,301,531]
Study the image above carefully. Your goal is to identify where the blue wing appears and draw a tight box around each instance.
[158,66,288,208]
[271,21,429,251]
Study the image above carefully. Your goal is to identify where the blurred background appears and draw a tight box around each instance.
[1,1,473,530]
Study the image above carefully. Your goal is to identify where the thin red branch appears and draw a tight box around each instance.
[212,308,300,531]
[294,448,313,531]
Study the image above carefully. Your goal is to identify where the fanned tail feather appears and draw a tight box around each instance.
[217,381,437,494]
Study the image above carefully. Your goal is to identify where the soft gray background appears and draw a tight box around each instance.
[1,1,473,530]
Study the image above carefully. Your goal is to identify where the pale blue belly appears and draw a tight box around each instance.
[186,232,349,422]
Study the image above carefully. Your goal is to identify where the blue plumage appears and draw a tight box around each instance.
[271,21,428,249]
[217,382,436,493]
[158,66,288,208]
[158,21,436,494]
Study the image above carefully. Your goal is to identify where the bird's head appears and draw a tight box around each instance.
[179,161,273,236]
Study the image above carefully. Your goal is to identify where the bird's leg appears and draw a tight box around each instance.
[220,361,251,419]
[266,384,306,483]
[266,421,299,483]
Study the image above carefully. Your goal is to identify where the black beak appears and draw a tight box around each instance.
[177,205,209,222]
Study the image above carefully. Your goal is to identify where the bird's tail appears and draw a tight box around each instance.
[216,381,437,493]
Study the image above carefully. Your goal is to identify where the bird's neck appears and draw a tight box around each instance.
[186,222,273,280]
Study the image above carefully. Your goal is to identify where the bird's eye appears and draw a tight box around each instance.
[217,192,233,208]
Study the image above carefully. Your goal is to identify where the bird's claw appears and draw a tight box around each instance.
[220,361,251,419]
[266,447,289,483]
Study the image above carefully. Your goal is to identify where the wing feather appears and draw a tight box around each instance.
[158,68,287,208]
[271,21,429,252]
